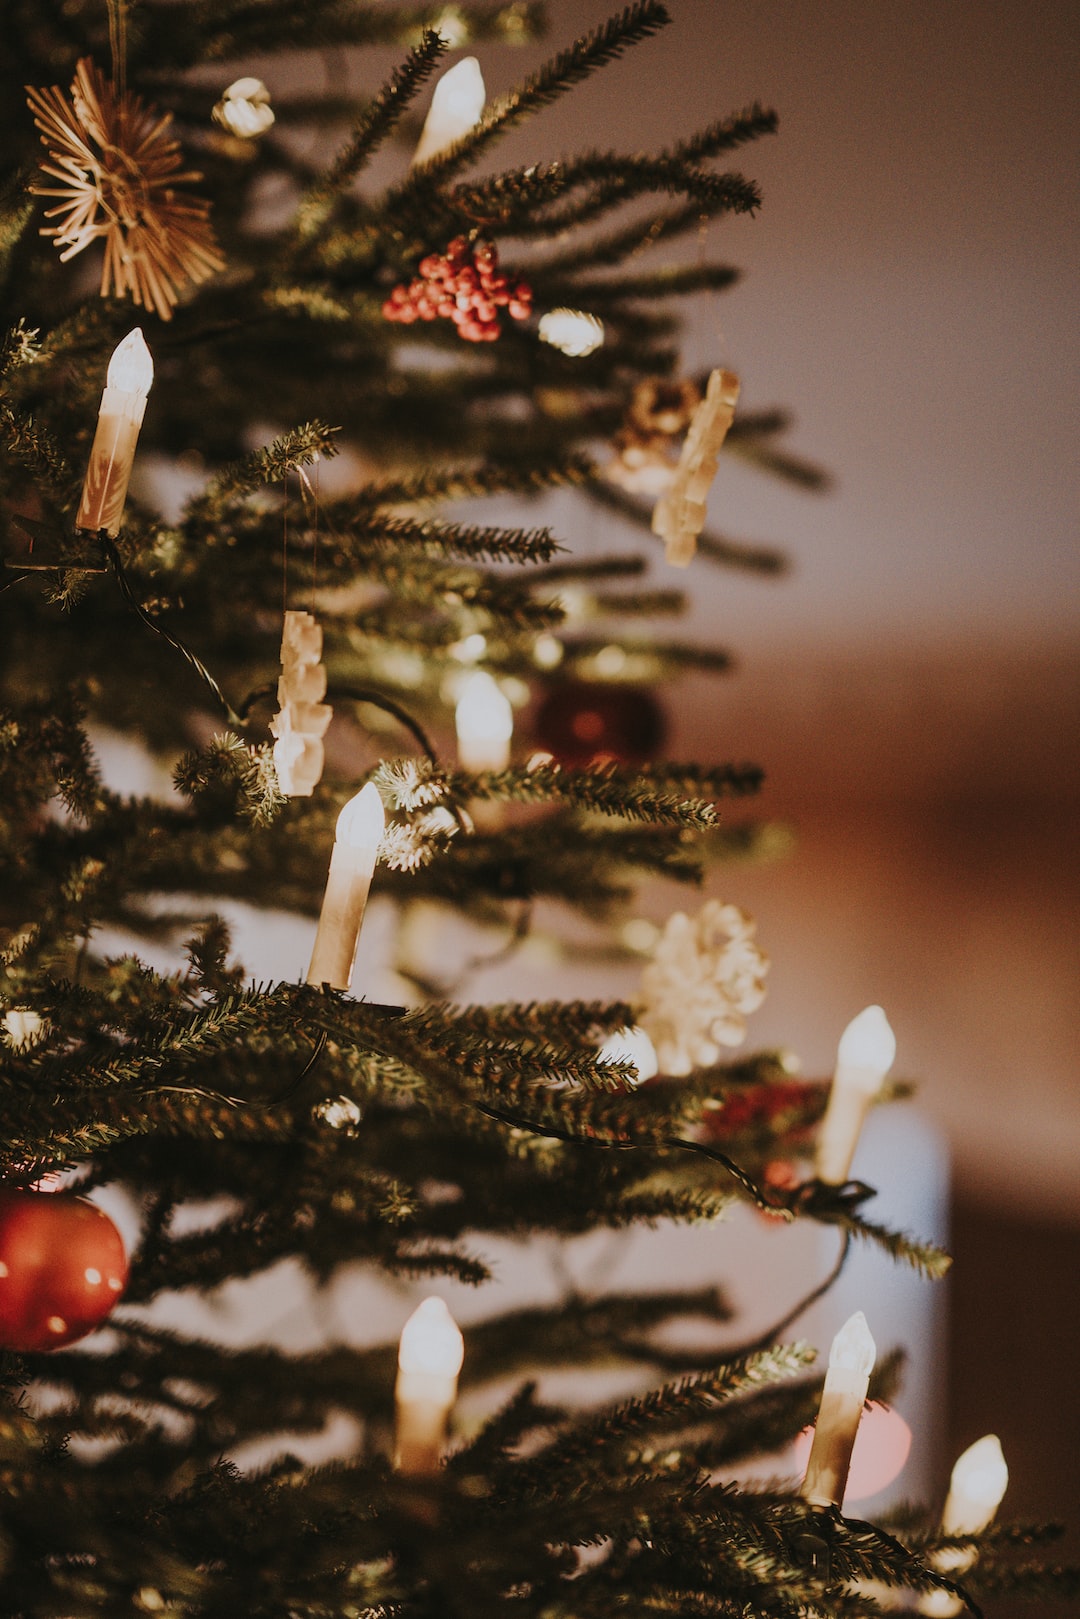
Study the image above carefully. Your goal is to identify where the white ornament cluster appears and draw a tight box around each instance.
[213,77,275,140]
[651,366,740,567]
[638,899,768,1075]
[269,610,332,796]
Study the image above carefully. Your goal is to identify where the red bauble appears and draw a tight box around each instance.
[0,1191,129,1351]
[533,682,666,766]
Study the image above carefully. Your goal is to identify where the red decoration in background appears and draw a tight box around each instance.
[0,1191,129,1351]
[794,1402,913,1504]
[534,682,666,766]
[382,236,533,342]
[701,1079,820,1142]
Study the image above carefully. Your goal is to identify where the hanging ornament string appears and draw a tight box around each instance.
[282,472,289,616]
[138,1028,329,1111]
[297,460,320,608]
[107,0,128,96]
[470,1098,785,1215]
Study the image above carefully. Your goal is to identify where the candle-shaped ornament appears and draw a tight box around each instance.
[306,783,385,992]
[412,57,485,166]
[800,1311,877,1509]
[394,1296,464,1474]
[76,329,154,537]
[815,1005,896,1184]
[918,1436,1008,1615]
[455,671,513,772]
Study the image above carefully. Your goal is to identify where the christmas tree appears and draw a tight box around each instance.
[0,2,1073,1614]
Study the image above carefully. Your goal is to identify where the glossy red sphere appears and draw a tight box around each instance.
[0,1191,129,1351]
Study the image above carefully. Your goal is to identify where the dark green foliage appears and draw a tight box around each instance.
[0,2,1067,1615]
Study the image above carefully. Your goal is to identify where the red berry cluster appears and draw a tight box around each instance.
[382,237,533,343]
[701,1079,819,1142]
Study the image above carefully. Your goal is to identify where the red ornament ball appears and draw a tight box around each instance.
[533,682,666,766]
[0,1191,129,1351]
[794,1402,913,1504]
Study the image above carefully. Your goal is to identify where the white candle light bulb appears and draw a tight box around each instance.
[836,1005,897,1090]
[538,308,605,357]
[412,58,486,166]
[106,329,154,394]
[335,782,386,849]
[395,1297,464,1474]
[815,1006,897,1184]
[918,1436,1009,1614]
[943,1435,1008,1532]
[77,329,154,536]
[800,1312,877,1508]
[306,784,386,992]
[398,1297,465,1378]
[455,671,513,772]
[829,1310,877,1377]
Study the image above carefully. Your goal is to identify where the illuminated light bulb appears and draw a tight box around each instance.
[106,329,154,394]
[800,1312,877,1508]
[793,1402,912,1504]
[597,1026,659,1085]
[433,7,469,49]
[815,1005,897,1185]
[412,58,486,166]
[538,308,605,357]
[450,631,488,664]
[398,1297,465,1377]
[943,1435,1009,1531]
[335,782,386,849]
[77,329,154,536]
[213,77,275,139]
[836,1005,897,1091]
[312,1095,362,1134]
[621,917,660,954]
[3,1009,44,1048]
[830,1311,877,1377]
[593,644,628,678]
[306,784,386,991]
[395,1297,464,1474]
[533,633,564,670]
[455,671,513,772]
[918,1437,1009,1615]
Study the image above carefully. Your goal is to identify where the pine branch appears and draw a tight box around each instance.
[502,1344,815,1502]
[540,261,741,304]
[374,756,721,827]
[196,422,341,506]
[448,157,761,235]
[0,403,73,496]
[585,479,789,575]
[138,0,545,67]
[672,104,780,163]
[331,513,562,565]
[173,733,284,826]
[395,2,672,190]
[343,450,594,510]
[296,31,449,239]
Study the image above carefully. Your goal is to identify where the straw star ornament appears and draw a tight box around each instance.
[26,58,224,321]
